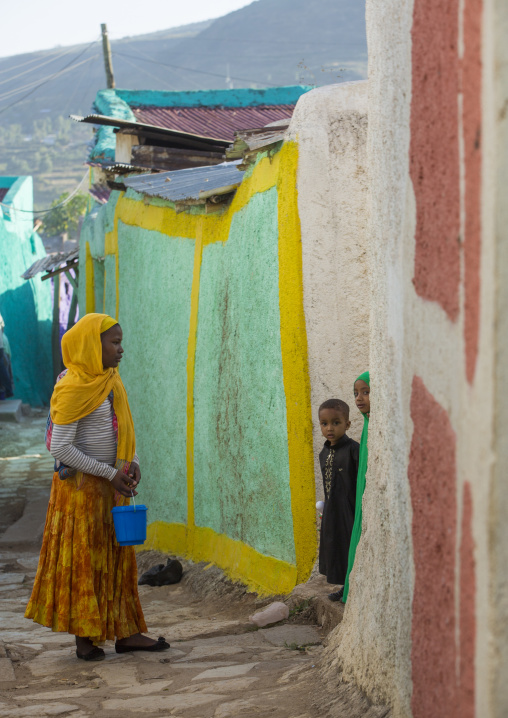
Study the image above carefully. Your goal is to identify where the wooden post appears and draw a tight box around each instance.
[101,23,115,89]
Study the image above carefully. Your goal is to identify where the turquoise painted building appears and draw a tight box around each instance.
[85,85,312,165]
[79,142,317,596]
[76,85,317,595]
[0,176,53,405]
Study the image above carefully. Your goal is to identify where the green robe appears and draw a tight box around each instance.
[342,370,370,603]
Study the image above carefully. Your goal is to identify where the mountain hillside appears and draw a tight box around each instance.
[0,0,366,211]
[162,0,367,88]
[0,20,212,128]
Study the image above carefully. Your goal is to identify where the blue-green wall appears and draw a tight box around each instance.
[89,86,312,163]
[80,188,296,561]
[0,176,52,405]
[117,222,195,526]
[193,189,295,563]
[78,147,308,585]
[78,192,119,316]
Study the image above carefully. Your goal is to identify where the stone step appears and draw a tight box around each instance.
[0,493,49,546]
[0,399,22,423]
[288,575,345,635]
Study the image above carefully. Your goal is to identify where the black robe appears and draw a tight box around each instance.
[318,434,359,584]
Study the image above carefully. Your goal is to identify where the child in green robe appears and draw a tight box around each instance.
[342,371,370,603]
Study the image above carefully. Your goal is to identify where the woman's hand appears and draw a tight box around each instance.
[111,470,138,497]
[128,462,141,485]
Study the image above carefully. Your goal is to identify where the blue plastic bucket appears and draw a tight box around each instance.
[111,504,147,546]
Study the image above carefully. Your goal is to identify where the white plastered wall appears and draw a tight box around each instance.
[287,82,370,499]
[321,4,415,714]
[320,1,508,717]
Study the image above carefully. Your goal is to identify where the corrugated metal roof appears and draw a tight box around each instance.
[131,105,295,142]
[89,184,111,205]
[71,113,229,149]
[103,162,156,174]
[227,122,290,161]
[123,161,244,203]
[21,248,79,280]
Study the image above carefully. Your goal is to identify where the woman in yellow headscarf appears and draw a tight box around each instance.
[25,314,170,661]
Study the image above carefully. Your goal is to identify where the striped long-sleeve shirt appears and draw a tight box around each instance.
[49,397,138,481]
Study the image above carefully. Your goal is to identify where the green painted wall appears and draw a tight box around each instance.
[117,222,194,526]
[78,193,119,317]
[79,175,297,569]
[104,255,116,317]
[0,176,52,405]
[193,189,295,563]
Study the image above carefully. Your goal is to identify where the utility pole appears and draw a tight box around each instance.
[101,23,115,89]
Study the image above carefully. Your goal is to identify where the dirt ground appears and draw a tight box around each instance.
[0,415,358,718]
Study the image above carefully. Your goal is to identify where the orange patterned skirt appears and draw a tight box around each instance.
[25,472,147,644]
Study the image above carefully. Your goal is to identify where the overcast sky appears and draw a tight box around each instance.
[1,0,253,58]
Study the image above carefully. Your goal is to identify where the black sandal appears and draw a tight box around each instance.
[115,636,170,654]
[76,646,105,661]
[328,588,344,602]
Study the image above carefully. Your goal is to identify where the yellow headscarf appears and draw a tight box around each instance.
[50,313,136,463]
[100,315,118,333]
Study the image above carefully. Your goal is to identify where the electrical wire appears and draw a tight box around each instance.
[0,54,99,103]
[0,46,79,88]
[120,49,361,61]
[115,44,202,90]
[59,55,98,119]
[0,48,70,76]
[115,53,181,91]
[115,35,359,61]
[65,71,102,119]
[0,40,99,116]
[113,51,279,87]
[117,34,359,49]
[0,172,88,215]
[0,47,98,102]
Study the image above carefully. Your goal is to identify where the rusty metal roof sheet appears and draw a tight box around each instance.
[123,161,244,203]
[21,248,79,280]
[131,105,295,142]
[71,113,229,150]
[89,184,111,205]
[227,121,290,161]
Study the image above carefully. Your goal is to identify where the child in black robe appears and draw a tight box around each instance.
[318,398,359,601]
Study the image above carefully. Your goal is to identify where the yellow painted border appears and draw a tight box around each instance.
[104,198,123,321]
[85,242,95,314]
[277,143,316,584]
[186,218,204,537]
[145,521,297,596]
[88,145,316,595]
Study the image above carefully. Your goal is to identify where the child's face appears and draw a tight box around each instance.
[319,408,350,445]
[354,380,370,415]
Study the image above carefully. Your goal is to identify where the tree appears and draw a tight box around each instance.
[39,153,53,174]
[8,124,23,144]
[41,192,88,238]
[55,116,70,143]
[17,159,30,174]
[7,155,30,174]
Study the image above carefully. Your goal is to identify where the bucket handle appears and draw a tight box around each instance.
[131,490,136,511]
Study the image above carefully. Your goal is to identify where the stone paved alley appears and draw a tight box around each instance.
[0,415,371,718]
